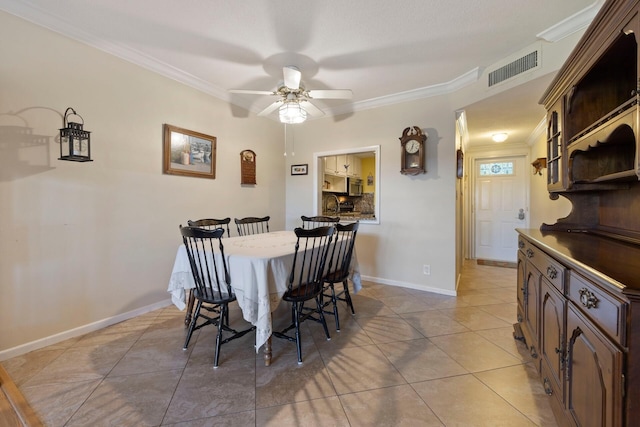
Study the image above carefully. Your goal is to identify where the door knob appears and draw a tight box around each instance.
[518,208,525,220]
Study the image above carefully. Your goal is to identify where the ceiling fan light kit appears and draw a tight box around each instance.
[279,103,307,124]
[229,66,352,124]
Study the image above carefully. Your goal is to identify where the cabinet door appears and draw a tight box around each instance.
[351,156,361,177]
[523,263,541,364]
[516,250,526,324]
[344,154,354,177]
[566,305,624,427]
[324,156,338,174]
[546,99,565,192]
[336,154,348,176]
[540,279,565,396]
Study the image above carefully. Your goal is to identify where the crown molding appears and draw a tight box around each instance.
[537,0,605,42]
[0,0,229,100]
[526,116,547,146]
[328,67,481,117]
[2,0,602,118]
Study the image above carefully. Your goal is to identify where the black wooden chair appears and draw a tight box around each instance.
[180,226,255,368]
[234,216,270,236]
[187,218,231,237]
[300,215,340,229]
[183,218,232,326]
[322,221,359,331]
[273,226,335,364]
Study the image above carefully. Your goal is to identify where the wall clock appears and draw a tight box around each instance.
[399,126,427,175]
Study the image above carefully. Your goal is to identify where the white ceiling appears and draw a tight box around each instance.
[1,0,603,147]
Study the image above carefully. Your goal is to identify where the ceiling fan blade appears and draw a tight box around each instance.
[257,100,283,116]
[307,89,353,99]
[283,66,301,90]
[300,100,325,117]
[229,89,276,96]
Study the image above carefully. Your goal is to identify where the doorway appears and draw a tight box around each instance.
[473,155,529,263]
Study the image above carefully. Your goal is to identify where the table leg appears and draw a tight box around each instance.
[184,289,195,327]
[263,336,272,366]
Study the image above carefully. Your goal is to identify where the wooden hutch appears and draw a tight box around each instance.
[515,0,640,425]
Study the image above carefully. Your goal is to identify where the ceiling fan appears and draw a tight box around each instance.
[229,66,353,124]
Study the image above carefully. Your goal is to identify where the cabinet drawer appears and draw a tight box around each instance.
[567,271,626,346]
[519,238,565,293]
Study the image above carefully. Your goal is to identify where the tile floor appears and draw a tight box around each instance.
[2,260,558,426]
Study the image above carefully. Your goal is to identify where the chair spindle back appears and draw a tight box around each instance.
[180,226,233,303]
[187,218,231,237]
[234,216,270,236]
[300,215,340,229]
[288,226,335,299]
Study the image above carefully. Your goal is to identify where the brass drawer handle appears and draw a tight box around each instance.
[526,249,534,258]
[543,378,553,396]
[579,288,599,309]
[518,240,525,249]
[547,266,558,279]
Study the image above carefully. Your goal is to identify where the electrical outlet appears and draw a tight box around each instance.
[423,264,431,275]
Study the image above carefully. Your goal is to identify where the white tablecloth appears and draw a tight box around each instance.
[167,230,361,352]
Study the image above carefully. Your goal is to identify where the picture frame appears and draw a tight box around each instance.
[291,164,308,175]
[163,124,216,179]
[456,149,464,178]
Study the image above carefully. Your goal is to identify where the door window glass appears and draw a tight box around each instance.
[479,161,514,176]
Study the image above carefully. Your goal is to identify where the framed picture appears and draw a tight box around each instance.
[163,124,216,179]
[291,164,308,175]
[456,149,464,178]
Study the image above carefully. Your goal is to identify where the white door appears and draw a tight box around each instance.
[474,156,528,262]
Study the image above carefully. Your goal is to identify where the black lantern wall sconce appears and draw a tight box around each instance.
[59,107,92,162]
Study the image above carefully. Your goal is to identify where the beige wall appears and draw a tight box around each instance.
[0,11,284,357]
[284,96,458,295]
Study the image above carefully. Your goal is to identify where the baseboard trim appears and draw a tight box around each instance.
[359,274,457,296]
[476,259,517,269]
[0,299,173,361]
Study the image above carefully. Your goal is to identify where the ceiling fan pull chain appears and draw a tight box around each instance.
[284,124,287,157]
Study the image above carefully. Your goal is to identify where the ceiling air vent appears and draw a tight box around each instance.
[488,50,539,87]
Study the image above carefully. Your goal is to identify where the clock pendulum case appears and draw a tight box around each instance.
[399,126,427,175]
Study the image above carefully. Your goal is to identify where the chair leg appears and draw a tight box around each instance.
[293,302,303,364]
[184,289,196,326]
[183,300,202,350]
[223,306,230,327]
[343,280,355,314]
[213,304,227,368]
[316,296,331,341]
[329,284,341,331]
[291,302,298,324]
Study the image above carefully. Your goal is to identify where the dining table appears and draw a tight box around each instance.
[167,229,361,365]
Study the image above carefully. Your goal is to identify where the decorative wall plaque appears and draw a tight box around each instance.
[240,149,256,184]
